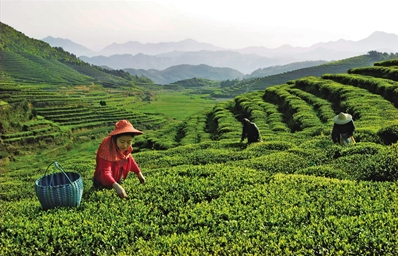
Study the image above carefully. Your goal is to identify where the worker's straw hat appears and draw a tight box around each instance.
[333,112,352,125]
[108,120,143,136]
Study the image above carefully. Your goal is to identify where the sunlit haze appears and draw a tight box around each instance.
[1,0,397,51]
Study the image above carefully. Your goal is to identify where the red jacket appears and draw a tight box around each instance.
[94,154,141,187]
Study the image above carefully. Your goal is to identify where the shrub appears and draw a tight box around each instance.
[354,129,382,143]
[296,165,349,180]
[240,151,309,174]
[335,143,398,181]
[378,123,398,145]
[339,142,385,157]
[354,143,398,181]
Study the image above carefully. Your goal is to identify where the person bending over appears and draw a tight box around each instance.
[331,112,356,146]
[93,120,145,198]
[240,118,261,144]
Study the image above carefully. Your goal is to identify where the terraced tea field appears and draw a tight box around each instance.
[145,59,398,151]
[1,59,398,255]
[0,85,171,149]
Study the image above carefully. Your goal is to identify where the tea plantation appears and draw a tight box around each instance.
[1,56,398,255]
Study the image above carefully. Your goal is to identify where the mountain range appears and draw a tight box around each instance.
[124,64,245,85]
[43,31,398,75]
[0,22,331,86]
[2,21,397,99]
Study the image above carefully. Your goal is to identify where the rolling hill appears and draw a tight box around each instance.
[108,52,397,87]
[215,51,398,98]
[0,22,153,88]
[245,60,328,78]
[124,64,245,84]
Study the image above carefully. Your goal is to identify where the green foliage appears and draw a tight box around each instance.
[377,122,398,145]
[322,73,398,107]
[217,53,398,98]
[294,74,398,141]
[0,51,92,85]
[296,165,349,180]
[374,56,398,66]
[2,168,397,255]
[246,60,328,78]
[0,22,154,87]
[264,84,325,132]
[173,77,220,88]
[333,143,398,182]
[2,24,398,255]
[338,142,385,157]
[348,66,398,81]
[132,92,217,121]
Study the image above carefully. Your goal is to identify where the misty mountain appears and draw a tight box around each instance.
[124,64,244,84]
[99,38,224,56]
[41,36,95,57]
[89,31,398,58]
[79,51,294,74]
[47,31,398,74]
[311,31,398,53]
[236,31,398,57]
[123,61,330,84]
[245,60,328,79]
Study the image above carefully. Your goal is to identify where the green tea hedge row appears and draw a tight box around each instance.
[377,122,398,145]
[1,126,56,139]
[264,84,323,132]
[348,66,398,81]
[374,58,398,67]
[180,110,213,146]
[258,101,290,133]
[233,92,271,135]
[286,88,335,123]
[210,101,240,141]
[294,77,398,142]
[322,73,398,107]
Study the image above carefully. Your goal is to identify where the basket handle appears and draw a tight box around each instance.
[45,162,73,186]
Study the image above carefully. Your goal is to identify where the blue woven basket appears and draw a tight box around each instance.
[35,162,84,210]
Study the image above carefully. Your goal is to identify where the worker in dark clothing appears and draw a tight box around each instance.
[240,118,261,143]
[331,112,356,146]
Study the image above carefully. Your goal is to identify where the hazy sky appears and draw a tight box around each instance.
[1,0,397,51]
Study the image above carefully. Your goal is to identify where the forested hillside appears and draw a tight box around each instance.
[215,51,398,97]
[245,60,328,78]
[0,22,152,87]
[124,64,245,84]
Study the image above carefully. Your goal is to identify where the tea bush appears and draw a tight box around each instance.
[3,169,396,255]
[333,143,398,181]
[338,142,384,157]
[378,122,398,145]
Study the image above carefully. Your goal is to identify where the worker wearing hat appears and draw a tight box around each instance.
[331,112,356,146]
[93,120,146,198]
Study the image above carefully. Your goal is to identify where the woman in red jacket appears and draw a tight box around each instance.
[93,120,146,198]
